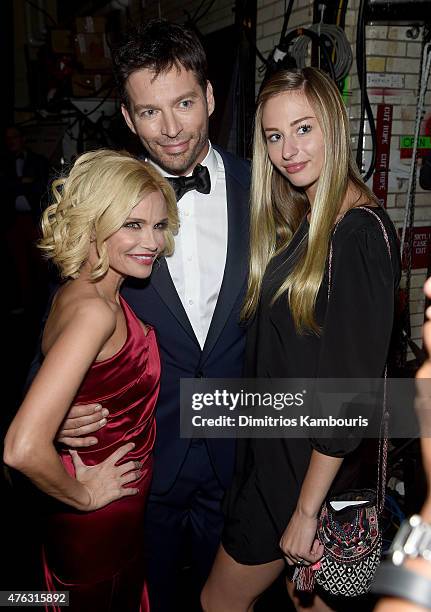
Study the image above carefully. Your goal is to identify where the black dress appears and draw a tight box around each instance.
[222,206,401,565]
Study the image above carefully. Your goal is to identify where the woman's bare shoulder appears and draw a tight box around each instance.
[42,284,117,355]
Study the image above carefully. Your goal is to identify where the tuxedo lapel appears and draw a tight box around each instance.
[150,257,199,345]
[201,167,249,361]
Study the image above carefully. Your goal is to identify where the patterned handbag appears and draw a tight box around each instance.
[294,207,392,597]
[294,448,387,596]
[312,488,383,596]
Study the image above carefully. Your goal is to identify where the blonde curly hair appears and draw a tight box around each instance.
[39,149,178,280]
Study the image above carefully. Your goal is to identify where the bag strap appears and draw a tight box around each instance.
[328,206,392,514]
[328,206,392,293]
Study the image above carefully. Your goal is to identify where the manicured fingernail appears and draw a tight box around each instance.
[102,409,109,417]
[94,405,102,412]
[99,418,107,425]
[90,439,98,445]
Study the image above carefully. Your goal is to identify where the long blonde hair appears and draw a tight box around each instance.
[242,67,377,332]
[39,149,178,280]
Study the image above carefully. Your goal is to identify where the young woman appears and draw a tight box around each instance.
[4,149,178,611]
[201,68,400,611]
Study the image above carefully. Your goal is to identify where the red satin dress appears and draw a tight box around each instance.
[42,296,160,612]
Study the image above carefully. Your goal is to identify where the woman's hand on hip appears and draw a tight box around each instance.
[70,442,141,511]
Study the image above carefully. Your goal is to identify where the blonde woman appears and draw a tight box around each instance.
[202,68,400,611]
[4,149,178,611]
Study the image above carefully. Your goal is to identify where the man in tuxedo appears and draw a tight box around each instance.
[57,19,250,611]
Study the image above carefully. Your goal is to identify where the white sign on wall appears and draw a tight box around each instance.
[367,73,404,89]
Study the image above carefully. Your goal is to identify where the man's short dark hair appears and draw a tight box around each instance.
[112,19,208,110]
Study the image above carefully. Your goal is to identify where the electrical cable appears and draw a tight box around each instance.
[257,0,351,84]
[361,96,377,183]
[284,23,352,81]
[279,0,295,44]
[400,36,431,258]
[336,0,345,27]
[270,27,337,81]
[24,0,57,26]
[193,0,217,25]
[190,0,207,22]
[356,0,366,171]
[333,0,346,64]
[316,0,326,67]
[355,0,377,182]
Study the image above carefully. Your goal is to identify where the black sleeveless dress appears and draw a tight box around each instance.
[222,206,401,565]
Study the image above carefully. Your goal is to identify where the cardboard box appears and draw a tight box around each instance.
[50,29,73,54]
[71,72,114,97]
[75,32,111,70]
[76,16,106,34]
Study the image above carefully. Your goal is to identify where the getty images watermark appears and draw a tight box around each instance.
[190,388,368,428]
[180,378,430,438]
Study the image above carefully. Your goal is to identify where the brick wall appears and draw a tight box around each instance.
[365,23,431,349]
[254,0,431,353]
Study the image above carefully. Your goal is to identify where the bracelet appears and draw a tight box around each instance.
[372,561,431,609]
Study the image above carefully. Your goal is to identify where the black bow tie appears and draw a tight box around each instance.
[167,164,211,202]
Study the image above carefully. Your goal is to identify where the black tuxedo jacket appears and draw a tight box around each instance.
[123,146,250,494]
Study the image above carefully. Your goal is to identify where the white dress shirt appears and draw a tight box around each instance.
[151,144,228,348]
